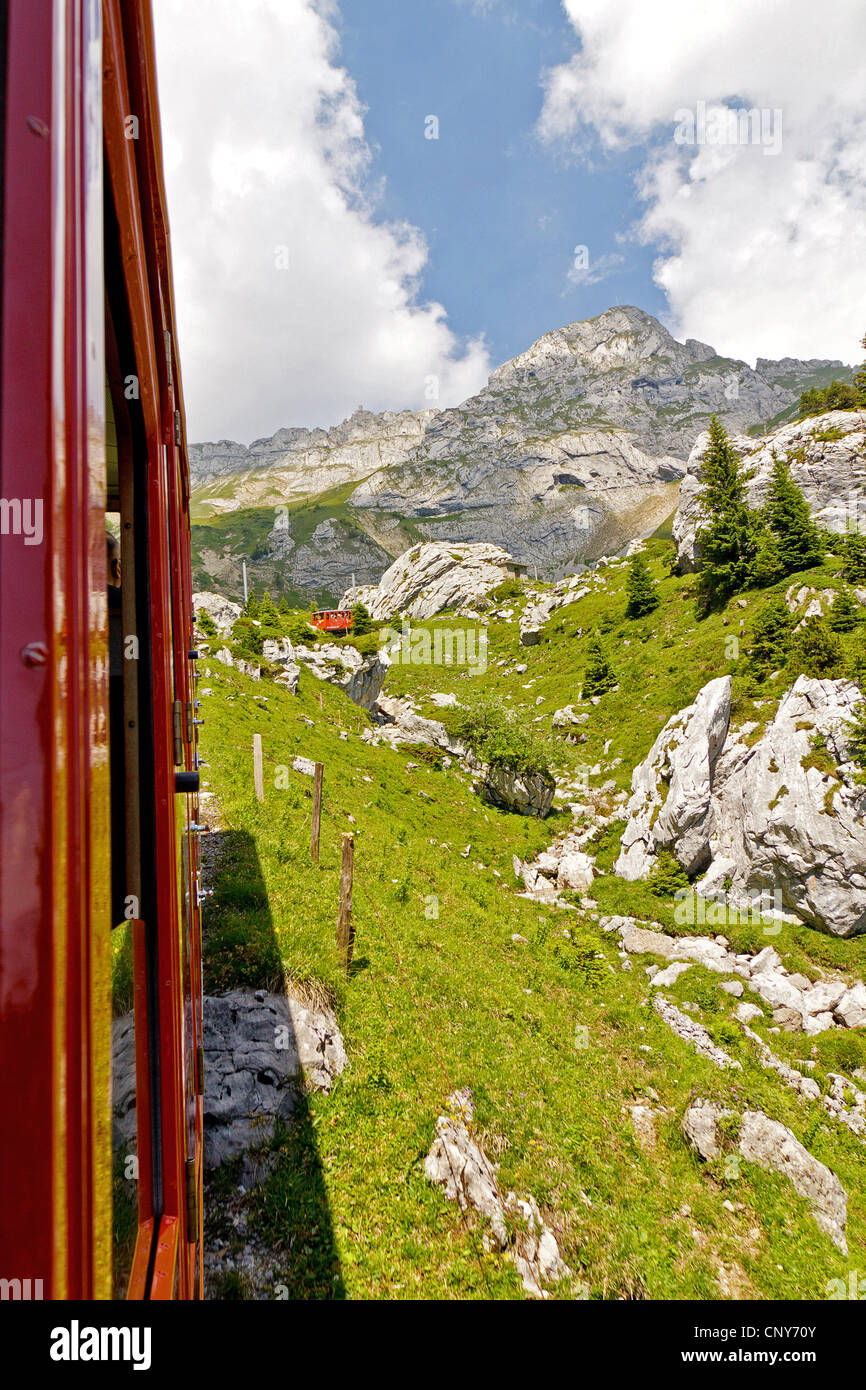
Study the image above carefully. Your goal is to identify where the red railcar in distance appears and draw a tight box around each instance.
[311,608,354,634]
[0,1,204,1299]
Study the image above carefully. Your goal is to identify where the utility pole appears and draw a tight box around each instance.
[242,560,248,605]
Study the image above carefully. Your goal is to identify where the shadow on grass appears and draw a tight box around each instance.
[202,827,344,1299]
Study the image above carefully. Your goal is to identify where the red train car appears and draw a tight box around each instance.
[311,608,354,634]
[0,1,204,1299]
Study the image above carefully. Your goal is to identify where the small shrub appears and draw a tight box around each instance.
[647,850,689,897]
[451,693,552,778]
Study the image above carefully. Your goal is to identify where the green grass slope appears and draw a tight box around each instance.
[195,538,866,1300]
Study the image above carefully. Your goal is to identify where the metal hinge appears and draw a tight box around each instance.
[186,699,193,744]
[174,409,182,446]
[164,330,173,388]
[172,700,183,765]
[185,1158,197,1242]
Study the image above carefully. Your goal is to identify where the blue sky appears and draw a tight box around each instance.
[337,0,667,367]
[154,0,866,443]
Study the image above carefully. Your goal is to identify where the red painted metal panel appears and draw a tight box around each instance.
[0,0,58,1296]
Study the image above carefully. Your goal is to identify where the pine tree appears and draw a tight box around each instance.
[839,531,866,584]
[259,590,278,621]
[762,454,824,575]
[750,526,786,589]
[694,416,757,614]
[787,616,844,679]
[583,634,616,698]
[744,597,793,679]
[351,602,373,635]
[625,553,660,619]
[828,587,859,633]
[244,592,260,619]
[196,607,218,639]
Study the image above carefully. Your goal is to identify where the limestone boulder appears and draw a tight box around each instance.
[616,676,731,879]
[343,541,521,623]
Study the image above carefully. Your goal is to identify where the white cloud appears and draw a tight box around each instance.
[152,0,490,443]
[539,0,866,365]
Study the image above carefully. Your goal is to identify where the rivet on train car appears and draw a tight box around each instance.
[21,641,48,666]
[26,116,50,138]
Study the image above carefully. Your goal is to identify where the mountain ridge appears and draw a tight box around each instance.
[189,306,853,603]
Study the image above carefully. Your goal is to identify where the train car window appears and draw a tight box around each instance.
[104,188,161,1296]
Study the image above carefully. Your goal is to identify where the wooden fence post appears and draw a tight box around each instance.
[311,761,324,863]
[336,832,355,972]
[253,733,264,803]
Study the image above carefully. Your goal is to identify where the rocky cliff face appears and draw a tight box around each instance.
[190,306,852,602]
[616,674,866,938]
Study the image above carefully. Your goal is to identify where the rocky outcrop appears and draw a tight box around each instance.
[343,541,522,622]
[682,1100,848,1253]
[617,675,866,937]
[364,694,463,753]
[616,676,731,880]
[194,590,242,633]
[612,919,864,1037]
[517,826,598,901]
[653,994,741,1069]
[700,678,866,937]
[290,642,389,710]
[674,410,866,572]
[203,989,347,1183]
[424,1090,570,1297]
[479,764,555,818]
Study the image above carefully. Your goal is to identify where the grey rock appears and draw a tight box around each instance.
[293,642,389,710]
[738,1109,848,1253]
[194,590,243,633]
[424,1091,569,1296]
[203,989,347,1183]
[616,676,731,879]
[344,541,522,622]
[482,765,555,819]
[653,994,741,1069]
[682,1100,849,1252]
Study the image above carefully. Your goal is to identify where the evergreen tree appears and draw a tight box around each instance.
[196,607,218,639]
[625,553,660,619]
[583,634,616,698]
[231,615,264,660]
[762,454,824,575]
[694,416,757,614]
[839,531,866,584]
[744,597,793,679]
[828,587,859,633]
[787,616,844,679]
[351,602,373,635]
[750,526,786,589]
[244,592,260,619]
[259,590,278,620]
[278,596,292,615]
[798,381,860,417]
